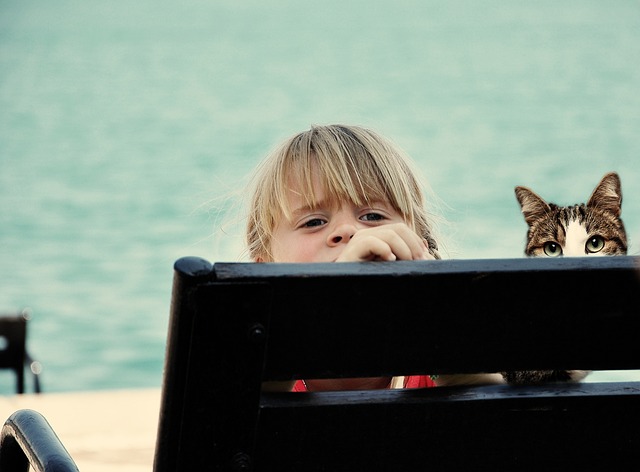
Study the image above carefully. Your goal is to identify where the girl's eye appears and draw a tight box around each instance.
[360,212,385,222]
[586,235,605,253]
[543,241,563,257]
[302,218,325,228]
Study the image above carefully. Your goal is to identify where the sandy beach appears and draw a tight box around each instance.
[0,388,161,472]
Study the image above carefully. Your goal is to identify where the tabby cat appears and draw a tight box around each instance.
[503,171,627,385]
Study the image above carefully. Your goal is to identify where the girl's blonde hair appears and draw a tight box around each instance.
[246,124,441,261]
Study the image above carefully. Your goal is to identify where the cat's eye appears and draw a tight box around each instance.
[543,242,562,257]
[586,235,605,253]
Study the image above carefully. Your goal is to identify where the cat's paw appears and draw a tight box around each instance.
[501,370,591,385]
[565,370,591,382]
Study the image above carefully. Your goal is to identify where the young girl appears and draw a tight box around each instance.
[245,124,502,391]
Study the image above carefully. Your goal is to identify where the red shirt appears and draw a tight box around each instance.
[292,375,436,392]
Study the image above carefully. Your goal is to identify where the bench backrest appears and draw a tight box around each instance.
[154,256,640,471]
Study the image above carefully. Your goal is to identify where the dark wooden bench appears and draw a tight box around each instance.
[2,256,639,471]
[153,255,640,471]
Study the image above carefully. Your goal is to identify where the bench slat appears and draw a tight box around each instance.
[256,383,640,471]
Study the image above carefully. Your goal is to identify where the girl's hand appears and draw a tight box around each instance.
[335,223,434,262]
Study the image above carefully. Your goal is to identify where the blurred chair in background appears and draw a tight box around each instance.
[0,309,42,394]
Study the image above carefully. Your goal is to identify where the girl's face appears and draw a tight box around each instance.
[267,171,407,263]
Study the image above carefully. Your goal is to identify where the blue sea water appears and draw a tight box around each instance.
[1,0,640,393]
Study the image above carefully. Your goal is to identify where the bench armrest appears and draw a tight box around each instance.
[0,409,78,472]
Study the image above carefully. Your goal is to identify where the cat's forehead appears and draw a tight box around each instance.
[562,220,590,256]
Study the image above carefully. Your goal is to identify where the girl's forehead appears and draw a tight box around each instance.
[279,183,399,230]
[283,170,384,208]
[283,173,340,210]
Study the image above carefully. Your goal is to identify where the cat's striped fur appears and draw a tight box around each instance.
[503,172,627,385]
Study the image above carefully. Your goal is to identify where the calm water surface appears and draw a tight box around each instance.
[1,0,640,393]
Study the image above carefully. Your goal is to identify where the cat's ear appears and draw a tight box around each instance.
[587,172,622,217]
[515,186,550,227]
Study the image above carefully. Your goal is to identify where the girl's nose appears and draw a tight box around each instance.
[327,224,356,246]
